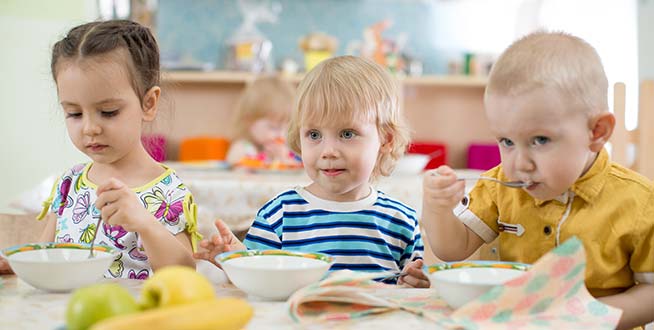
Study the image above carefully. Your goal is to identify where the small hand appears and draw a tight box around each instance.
[0,256,14,275]
[423,166,466,213]
[96,178,156,233]
[193,219,245,268]
[397,259,430,288]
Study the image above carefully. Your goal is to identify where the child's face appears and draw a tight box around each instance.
[56,60,150,165]
[249,117,286,147]
[299,117,382,202]
[485,88,598,201]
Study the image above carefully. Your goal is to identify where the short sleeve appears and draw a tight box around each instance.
[243,213,282,250]
[454,168,501,243]
[141,175,202,252]
[631,191,654,284]
[399,224,424,267]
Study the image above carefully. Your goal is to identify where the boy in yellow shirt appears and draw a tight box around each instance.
[420,31,654,329]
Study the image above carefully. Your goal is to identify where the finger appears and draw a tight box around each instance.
[211,233,225,250]
[95,189,122,211]
[215,220,235,243]
[96,177,125,195]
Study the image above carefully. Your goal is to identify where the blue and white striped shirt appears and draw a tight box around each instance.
[243,187,424,272]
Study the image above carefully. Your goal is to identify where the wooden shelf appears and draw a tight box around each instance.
[162,70,487,87]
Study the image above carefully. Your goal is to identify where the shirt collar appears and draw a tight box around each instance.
[569,148,610,204]
[531,148,609,206]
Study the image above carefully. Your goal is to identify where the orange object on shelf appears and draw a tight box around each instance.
[179,137,230,161]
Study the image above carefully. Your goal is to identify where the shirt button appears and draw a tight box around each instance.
[543,226,552,235]
[461,196,469,206]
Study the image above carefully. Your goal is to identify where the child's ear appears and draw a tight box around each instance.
[380,133,394,153]
[588,111,615,152]
[142,86,161,122]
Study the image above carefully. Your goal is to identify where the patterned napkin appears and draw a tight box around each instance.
[287,237,622,329]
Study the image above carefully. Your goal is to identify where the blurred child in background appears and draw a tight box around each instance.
[226,76,300,168]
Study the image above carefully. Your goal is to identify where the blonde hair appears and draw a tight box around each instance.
[231,76,295,141]
[288,55,410,179]
[485,31,608,115]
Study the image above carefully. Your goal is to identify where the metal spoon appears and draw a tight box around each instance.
[88,216,103,258]
[457,176,531,188]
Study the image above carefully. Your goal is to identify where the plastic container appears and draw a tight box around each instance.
[179,137,230,161]
[467,143,500,170]
[407,142,448,170]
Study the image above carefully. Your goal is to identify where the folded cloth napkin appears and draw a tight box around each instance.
[287,237,622,329]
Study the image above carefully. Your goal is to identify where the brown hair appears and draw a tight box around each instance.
[485,31,608,114]
[287,55,410,179]
[231,75,295,141]
[51,19,160,106]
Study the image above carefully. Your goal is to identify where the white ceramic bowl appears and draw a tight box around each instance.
[1,242,119,292]
[393,154,430,175]
[424,261,530,309]
[217,250,333,300]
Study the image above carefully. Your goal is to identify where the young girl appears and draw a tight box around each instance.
[0,20,200,279]
[196,56,429,288]
[225,76,300,167]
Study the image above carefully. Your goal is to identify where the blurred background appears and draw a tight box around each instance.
[1,0,652,213]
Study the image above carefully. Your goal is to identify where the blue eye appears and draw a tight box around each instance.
[533,136,550,146]
[499,138,513,147]
[308,130,321,140]
[341,130,356,139]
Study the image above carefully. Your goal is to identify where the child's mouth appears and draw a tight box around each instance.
[87,144,108,152]
[322,169,344,177]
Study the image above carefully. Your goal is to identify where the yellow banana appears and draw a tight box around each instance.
[90,297,253,330]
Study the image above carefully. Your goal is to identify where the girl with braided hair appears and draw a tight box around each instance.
[0,20,200,279]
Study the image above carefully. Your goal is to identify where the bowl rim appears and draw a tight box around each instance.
[1,242,119,262]
[216,249,333,268]
[423,260,530,286]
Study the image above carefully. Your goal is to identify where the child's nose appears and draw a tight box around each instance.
[82,117,101,136]
[514,150,535,172]
[320,140,339,159]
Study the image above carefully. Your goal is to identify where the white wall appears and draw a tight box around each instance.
[640,0,654,79]
[0,1,96,213]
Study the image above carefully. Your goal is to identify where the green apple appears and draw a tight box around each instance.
[140,266,215,309]
[66,283,139,330]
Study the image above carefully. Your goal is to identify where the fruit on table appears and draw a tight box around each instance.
[140,265,215,309]
[90,297,254,330]
[66,283,139,330]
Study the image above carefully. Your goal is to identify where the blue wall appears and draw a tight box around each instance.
[157,0,457,74]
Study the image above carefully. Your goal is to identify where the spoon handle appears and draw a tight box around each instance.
[88,216,103,258]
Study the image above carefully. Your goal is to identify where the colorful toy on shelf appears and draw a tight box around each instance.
[299,32,338,72]
[225,0,281,72]
[347,20,407,74]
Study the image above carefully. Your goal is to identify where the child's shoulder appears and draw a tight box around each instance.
[375,190,418,219]
[257,188,306,212]
[58,162,89,178]
[607,161,653,194]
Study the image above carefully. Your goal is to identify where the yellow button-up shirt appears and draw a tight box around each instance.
[455,149,654,297]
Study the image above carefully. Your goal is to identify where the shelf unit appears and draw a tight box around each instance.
[162,70,487,87]
[158,70,493,168]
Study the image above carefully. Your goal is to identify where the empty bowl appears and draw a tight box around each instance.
[1,242,119,292]
[217,250,333,300]
[424,261,530,309]
[393,154,430,175]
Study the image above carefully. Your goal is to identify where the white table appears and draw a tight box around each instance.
[0,275,447,330]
